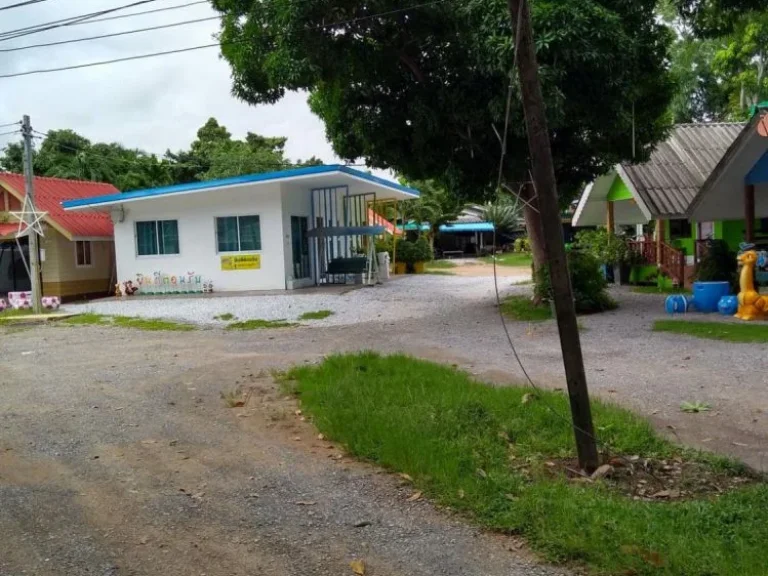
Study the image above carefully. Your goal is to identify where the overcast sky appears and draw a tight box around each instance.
[0,0,373,172]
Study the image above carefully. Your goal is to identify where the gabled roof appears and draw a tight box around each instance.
[0,173,117,240]
[62,165,419,211]
[620,123,745,218]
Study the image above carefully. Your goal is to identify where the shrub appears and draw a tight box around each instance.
[375,235,394,257]
[397,238,433,265]
[695,239,738,291]
[535,250,617,314]
[513,237,524,252]
[574,229,630,266]
[413,237,433,262]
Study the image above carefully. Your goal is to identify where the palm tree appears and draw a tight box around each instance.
[399,179,464,248]
[481,200,521,236]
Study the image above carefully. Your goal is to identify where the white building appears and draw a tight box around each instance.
[62,165,418,292]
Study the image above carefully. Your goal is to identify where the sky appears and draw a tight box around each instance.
[0,0,381,173]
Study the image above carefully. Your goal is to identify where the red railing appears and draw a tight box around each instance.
[627,239,686,285]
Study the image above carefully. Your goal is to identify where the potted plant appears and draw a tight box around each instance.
[393,240,411,274]
[411,237,433,273]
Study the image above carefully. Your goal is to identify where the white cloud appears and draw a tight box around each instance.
[0,1,388,176]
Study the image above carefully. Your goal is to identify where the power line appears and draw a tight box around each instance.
[0,129,21,137]
[69,0,209,27]
[0,0,163,42]
[0,16,219,53]
[0,121,21,129]
[0,0,52,11]
[0,0,450,79]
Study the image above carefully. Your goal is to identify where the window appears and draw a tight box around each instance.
[216,215,261,252]
[136,220,179,256]
[75,240,92,267]
[668,219,692,240]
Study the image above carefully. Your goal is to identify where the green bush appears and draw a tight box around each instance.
[535,250,617,314]
[375,235,394,258]
[413,237,433,262]
[397,238,433,265]
[574,229,630,266]
[695,239,738,291]
[513,236,531,253]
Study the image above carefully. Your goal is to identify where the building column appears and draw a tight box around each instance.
[606,200,615,233]
[745,183,755,243]
[656,219,664,265]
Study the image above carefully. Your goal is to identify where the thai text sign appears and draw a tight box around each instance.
[221,254,261,271]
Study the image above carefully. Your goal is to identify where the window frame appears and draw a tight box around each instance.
[74,240,93,268]
[135,219,180,258]
[215,215,262,254]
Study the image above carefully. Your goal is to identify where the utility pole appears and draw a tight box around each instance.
[21,115,42,314]
[506,0,599,471]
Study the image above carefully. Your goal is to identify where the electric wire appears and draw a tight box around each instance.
[0,0,52,11]
[0,121,21,129]
[0,0,450,78]
[0,16,219,53]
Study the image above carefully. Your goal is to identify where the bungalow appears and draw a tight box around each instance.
[0,173,116,299]
[62,165,419,292]
[572,120,766,286]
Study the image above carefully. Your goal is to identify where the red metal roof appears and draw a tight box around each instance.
[0,223,18,239]
[0,173,117,239]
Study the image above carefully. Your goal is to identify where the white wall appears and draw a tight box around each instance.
[112,183,287,291]
[281,186,314,288]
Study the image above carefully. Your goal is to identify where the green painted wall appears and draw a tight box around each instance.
[720,220,745,251]
[665,220,695,255]
[607,177,634,202]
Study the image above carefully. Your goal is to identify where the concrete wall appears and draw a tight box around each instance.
[112,183,287,291]
[40,229,113,298]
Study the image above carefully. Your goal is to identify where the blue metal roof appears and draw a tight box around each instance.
[61,164,419,209]
[439,222,494,233]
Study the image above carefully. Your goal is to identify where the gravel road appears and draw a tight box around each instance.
[2,274,768,574]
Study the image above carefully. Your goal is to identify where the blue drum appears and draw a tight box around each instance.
[692,281,731,313]
[665,294,690,314]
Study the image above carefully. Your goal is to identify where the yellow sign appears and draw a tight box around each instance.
[221,254,261,271]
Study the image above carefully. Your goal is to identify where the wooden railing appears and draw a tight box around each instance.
[693,239,709,268]
[627,239,686,285]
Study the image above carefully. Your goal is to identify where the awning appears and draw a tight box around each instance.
[307,225,385,237]
[439,222,494,233]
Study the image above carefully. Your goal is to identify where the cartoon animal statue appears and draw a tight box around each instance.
[735,250,768,320]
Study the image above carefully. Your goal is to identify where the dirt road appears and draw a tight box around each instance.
[0,324,564,576]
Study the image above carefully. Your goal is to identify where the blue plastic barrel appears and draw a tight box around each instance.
[717,295,738,316]
[692,281,731,313]
[665,294,690,314]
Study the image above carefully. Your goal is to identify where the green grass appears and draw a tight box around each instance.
[298,309,334,320]
[500,295,552,322]
[654,319,768,343]
[62,313,110,326]
[632,285,692,295]
[286,353,767,576]
[226,319,297,330]
[214,312,236,321]
[426,259,458,269]
[482,252,533,267]
[0,309,35,325]
[112,315,196,331]
[424,270,455,276]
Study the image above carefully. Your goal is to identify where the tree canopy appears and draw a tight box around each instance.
[212,0,674,204]
[0,117,325,190]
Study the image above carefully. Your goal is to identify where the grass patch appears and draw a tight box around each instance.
[427,259,458,269]
[62,313,110,326]
[482,252,533,267]
[424,270,454,276]
[653,319,768,343]
[298,309,334,321]
[112,316,196,331]
[226,319,297,330]
[214,312,236,321]
[0,309,35,325]
[286,353,767,576]
[632,285,692,295]
[500,295,552,322]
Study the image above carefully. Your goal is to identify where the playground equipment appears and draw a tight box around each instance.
[664,294,690,314]
[718,295,739,315]
[735,250,767,320]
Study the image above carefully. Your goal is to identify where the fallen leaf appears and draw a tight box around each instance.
[399,473,413,482]
[139,536,149,545]
[350,559,366,575]
[457,489,465,499]
[295,409,303,416]
[407,491,423,502]
[732,441,749,447]
[317,433,325,441]
[232,400,246,408]
[476,468,488,479]
[651,490,671,499]
[591,464,614,480]
[521,393,536,405]
[504,493,518,501]
[295,501,317,506]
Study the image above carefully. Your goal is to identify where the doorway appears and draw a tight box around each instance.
[0,240,31,295]
[291,216,310,280]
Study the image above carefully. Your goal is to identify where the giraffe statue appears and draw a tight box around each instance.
[735,250,767,320]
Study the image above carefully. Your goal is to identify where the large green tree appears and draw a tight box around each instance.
[212,0,675,269]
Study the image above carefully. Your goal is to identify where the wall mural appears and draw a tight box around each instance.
[117,271,213,296]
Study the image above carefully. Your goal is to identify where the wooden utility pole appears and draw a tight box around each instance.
[21,115,42,314]
[507,0,599,471]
